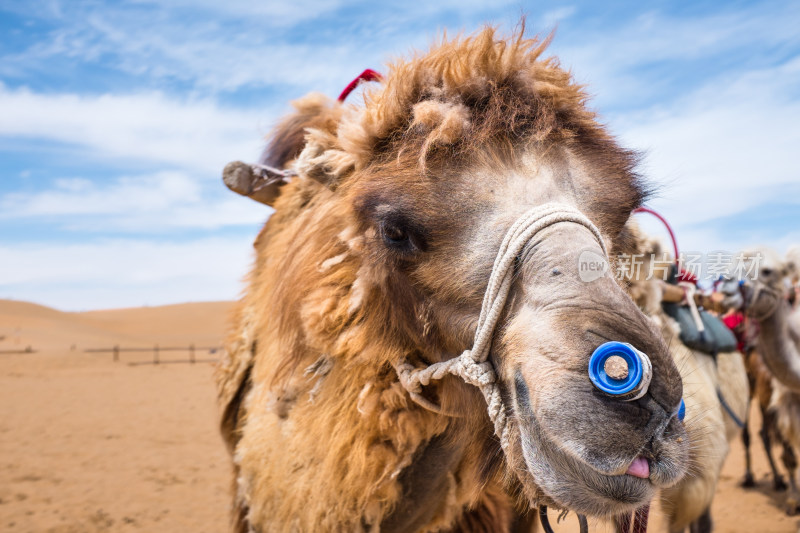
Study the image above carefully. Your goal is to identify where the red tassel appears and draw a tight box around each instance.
[632,504,650,533]
[614,512,632,533]
[337,68,383,102]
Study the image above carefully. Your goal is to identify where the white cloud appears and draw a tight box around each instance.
[2,172,198,216]
[129,0,346,26]
[0,236,257,310]
[1,1,534,96]
[0,85,269,174]
[553,4,800,110]
[615,56,800,230]
[0,170,272,231]
[73,14,365,93]
[1,3,408,94]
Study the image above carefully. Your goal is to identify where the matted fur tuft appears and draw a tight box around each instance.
[259,92,343,169]
[300,23,644,212]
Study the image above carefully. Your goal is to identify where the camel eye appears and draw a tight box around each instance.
[762,268,773,277]
[382,222,407,243]
[381,220,412,249]
[378,213,429,253]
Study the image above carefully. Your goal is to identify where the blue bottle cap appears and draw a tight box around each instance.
[588,341,651,401]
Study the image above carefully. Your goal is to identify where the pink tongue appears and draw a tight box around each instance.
[626,457,650,479]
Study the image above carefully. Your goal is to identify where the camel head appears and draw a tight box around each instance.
[240,27,688,519]
[787,246,800,287]
[720,247,788,320]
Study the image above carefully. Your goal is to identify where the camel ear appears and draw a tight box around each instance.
[222,161,291,207]
[295,128,356,191]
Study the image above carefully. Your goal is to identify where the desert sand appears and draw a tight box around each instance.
[1,298,798,532]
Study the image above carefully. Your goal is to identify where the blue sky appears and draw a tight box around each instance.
[1,0,799,310]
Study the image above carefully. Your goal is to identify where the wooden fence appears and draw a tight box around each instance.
[0,346,36,354]
[84,344,220,365]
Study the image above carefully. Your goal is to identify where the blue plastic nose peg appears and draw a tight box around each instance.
[677,399,686,421]
[588,341,652,401]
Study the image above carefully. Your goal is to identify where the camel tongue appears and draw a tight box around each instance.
[625,456,650,478]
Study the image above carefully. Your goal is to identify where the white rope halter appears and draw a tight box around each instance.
[746,281,783,322]
[394,202,608,453]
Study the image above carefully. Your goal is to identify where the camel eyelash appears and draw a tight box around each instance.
[376,210,429,254]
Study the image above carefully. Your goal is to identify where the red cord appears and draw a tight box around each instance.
[633,206,679,260]
[632,504,650,533]
[615,512,632,533]
[633,206,696,285]
[337,69,383,102]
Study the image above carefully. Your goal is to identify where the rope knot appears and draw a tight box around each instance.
[457,352,497,387]
[394,362,422,394]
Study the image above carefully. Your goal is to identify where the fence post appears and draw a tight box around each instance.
[113,344,119,362]
[154,344,160,365]
[189,343,195,364]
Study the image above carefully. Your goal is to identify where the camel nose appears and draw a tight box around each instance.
[588,342,653,401]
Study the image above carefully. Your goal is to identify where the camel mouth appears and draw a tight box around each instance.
[516,412,657,515]
[512,370,687,516]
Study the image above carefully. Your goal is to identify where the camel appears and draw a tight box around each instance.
[787,246,800,281]
[740,344,792,492]
[787,246,800,306]
[215,26,689,532]
[724,249,799,493]
[721,247,800,513]
[624,227,749,533]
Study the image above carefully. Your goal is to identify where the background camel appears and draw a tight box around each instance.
[722,247,800,514]
[787,246,800,306]
[216,26,689,532]
[740,345,792,493]
[787,246,800,283]
[725,249,800,495]
[624,226,749,533]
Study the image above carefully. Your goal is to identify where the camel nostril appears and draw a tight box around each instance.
[588,341,652,401]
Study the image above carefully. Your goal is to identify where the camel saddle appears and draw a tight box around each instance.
[661,267,737,356]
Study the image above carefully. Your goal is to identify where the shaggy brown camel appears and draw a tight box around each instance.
[625,227,748,533]
[722,247,800,513]
[216,26,688,532]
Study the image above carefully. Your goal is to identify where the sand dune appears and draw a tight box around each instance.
[0,299,233,533]
[0,299,798,532]
[0,299,232,353]
[77,301,233,346]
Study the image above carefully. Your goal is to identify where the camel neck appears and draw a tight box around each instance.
[757,302,800,392]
